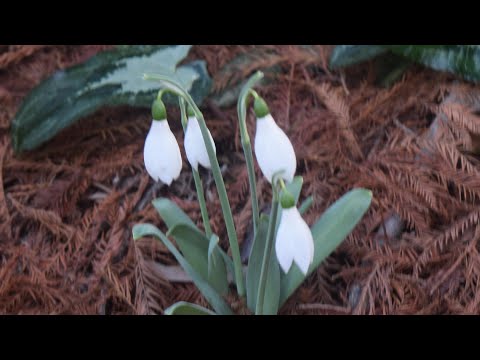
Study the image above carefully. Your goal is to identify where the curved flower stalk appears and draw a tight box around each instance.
[143,98,182,185]
[253,96,296,184]
[184,105,216,171]
[143,72,245,297]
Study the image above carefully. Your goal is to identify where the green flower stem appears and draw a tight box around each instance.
[237,71,264,237]
[179,98,212,238]
[144,73,245,296]
[255,184,280,315]
[192,169,213,238]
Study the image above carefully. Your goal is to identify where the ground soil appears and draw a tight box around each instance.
[1,45,480,314]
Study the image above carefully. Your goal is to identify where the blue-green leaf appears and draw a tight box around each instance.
[279,188,372,306]
[167,224,228,295]
[152,197,234,287]
[12,45,212,153]
[164,301,216,315]
[208,234,220,277]
[152,197,196,230]
[132,223,233,315]
[246,214,270,312]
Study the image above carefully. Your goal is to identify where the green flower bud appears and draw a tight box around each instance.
[254,96,270,118]
[187,104,196,118]
[280,188,295,209]
[152,99,167,121]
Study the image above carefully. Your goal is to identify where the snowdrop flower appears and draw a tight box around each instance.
[184,106,216,171]
[254,96,296,183]
[143,99,182,185]
[275,190,314,275]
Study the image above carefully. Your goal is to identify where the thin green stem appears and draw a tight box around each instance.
[192,169,212,238]
[237,71,264,238]
[255,187,280,315]
[145,73,245,296]
[194,109,245,297]
[179,97,212,238]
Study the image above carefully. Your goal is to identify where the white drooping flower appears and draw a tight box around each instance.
[275,206,314,275]
[143,99,182,185]
[184,116,216,171]
[253,97,296,183]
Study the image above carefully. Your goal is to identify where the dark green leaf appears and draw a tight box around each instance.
[385,45,480,83]
[132,224,233,315]
[12,45,212,152]
[279,188,372,306]
[164,301,216,315]
[167,224,228,295]
[329,45,388,69]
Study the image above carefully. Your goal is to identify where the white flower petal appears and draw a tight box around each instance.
[275,220,295,273]
[254,114,296,183]
[275,207,314,276]
[144,119,182,185]
[184,116,216,171]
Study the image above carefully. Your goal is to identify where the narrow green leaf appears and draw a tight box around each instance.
[152,197,234,285]
[12,45,212,153]
[167,224,228,295]
[132,224,233,315]
[164,301,216,315]
[152,197,197,229]
[279,188,372,306]
[208,234,220,277]
[246,214,270,312]
[329,45,388,69]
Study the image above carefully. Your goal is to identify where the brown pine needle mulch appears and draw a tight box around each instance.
[2,45,480,314]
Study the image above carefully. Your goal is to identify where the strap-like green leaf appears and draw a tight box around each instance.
[208,234,220,277]
[167,224,228,295]
[279,188,372,306]
[152,197,197,229]
[132,224,233,315]
[152,197,234,290]
[246,214,270,313]
[11,45,212,153]
[164,301,216,315]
